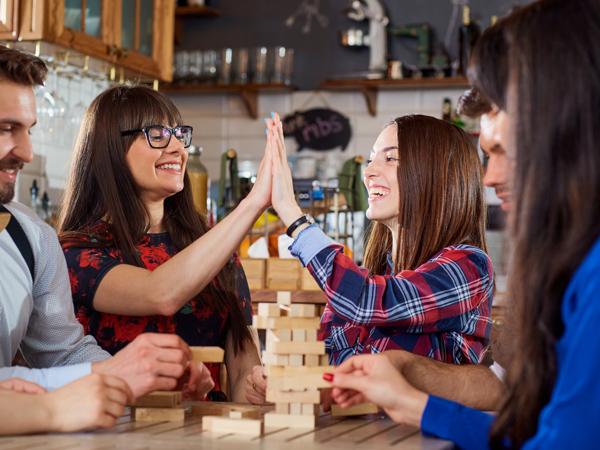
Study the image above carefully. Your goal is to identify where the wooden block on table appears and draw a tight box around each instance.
[247,277,264,290]
[269,279,300,290]
[266,329,292,347]
[264,412,316,429]
[258,303,281,317]
[262,351,289,366]
[292,329,307,342]
[131,391,182,408]
[269,341,325,355]
[190,346,225,363]
[276,291,292,306]
[190,402,262,418]
[202,416,263,436]
[289,354,304,366]
[330,402,379,416]
[306,329,317,342]
[320,354,329,365]
[134,407,186,422]
[266,365,335,377]
[253,316,321,330]
[266,388,320,404]
[228,408,261,420]
[290,403,302,415]
[290,304,317,318]
[275,403,289,414]
[267,372,333,390]
[302,403,320,416]
[267,258,301,275]
[304,354,320,366]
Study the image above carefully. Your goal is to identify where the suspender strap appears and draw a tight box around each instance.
[0,204,35,280]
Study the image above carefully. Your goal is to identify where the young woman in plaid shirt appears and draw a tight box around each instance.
[246,113,493,403]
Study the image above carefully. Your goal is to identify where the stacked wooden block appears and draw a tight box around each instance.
[253,291,332,429]
[240,258,321,291]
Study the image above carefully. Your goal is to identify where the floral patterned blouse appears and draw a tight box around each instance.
[61,220,252,398]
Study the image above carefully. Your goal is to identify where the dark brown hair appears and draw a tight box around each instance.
[0,45,47,86]
[488,0,600,447]
[58,85,251,353]
[362,115,487,275]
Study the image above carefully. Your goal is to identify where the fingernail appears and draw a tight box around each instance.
[270,112,275,119]
[322,373,334,382]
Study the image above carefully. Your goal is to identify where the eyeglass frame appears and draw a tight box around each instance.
[120,124,194,149]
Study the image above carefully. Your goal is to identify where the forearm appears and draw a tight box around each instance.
[95,197,265,316]
[386,351,505,411]
[0,392,54,434]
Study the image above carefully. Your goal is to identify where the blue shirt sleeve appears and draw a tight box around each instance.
[421,395,494,450]
[289,224,337,267]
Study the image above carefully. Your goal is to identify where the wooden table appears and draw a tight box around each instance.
[0,403,452,450]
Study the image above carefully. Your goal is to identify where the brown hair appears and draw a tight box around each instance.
[58,85,251,353]
[362,115,487,275]
[0,45,47,86]
[489,0,600,447]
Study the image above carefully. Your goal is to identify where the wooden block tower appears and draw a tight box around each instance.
[253,291,332,429]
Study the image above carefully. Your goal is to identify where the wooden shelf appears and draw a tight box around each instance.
[320,77,471,116]
[175,6,220,17]
[161,83,295,119]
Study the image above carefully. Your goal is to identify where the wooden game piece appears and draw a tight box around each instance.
[268,341,325,355]
[264,412,316,429]
[330,402,379,416]
[190,346,225,363]
[134,407,186,422]
[320,354,329,365]
[290,304,317,317]
[265,365,335,377]
[289,403,302,415]
[304,354,320,366]
[261,351,289,366]
[253,316,321,330]
[302,403,320,416]
[266,389,320,404]
[306,329,318,342]
[202,416,263,436]
[289,354,304,367]
[267,371,333,390]
[266,329,292,346]
[275,403,289,414]
[292,329,306,342]
[131,391,182,408]
[276,291,292,306]
[228,409,261,419]
[190,402,261,418]
[258,303,281,317]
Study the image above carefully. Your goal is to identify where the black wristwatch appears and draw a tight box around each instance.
[286,214,315,237]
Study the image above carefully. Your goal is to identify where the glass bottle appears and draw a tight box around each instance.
[186,145,209,216]
[458,5,481,76]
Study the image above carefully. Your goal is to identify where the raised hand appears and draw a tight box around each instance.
[245,120,275,212]
[92,333,191,398]
[265,112,304,227]
[325,353,428,427]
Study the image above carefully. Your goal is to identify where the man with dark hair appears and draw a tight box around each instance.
[0,45,208,398]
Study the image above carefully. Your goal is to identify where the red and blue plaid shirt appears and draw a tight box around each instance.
[289,226,493,365]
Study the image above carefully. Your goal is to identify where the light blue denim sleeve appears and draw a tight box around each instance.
[289,224,337,267]
[0,362,92,391]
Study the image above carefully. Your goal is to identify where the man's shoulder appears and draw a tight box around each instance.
[3,201,58,246]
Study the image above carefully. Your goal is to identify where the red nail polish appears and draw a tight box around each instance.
[322,372,334,382]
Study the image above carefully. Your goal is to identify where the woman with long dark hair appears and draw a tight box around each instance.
[325,0,600,448]
[246,112,494,403]
[58,86,270,401]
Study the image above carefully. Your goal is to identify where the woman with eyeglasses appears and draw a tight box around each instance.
[57,86,271,401]
[246,112,494,404]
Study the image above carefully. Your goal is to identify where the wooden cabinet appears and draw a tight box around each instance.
[12,0,174,81]
[0,0,19,40]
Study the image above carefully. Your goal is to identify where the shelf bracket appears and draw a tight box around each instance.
[239,89,259,119]
[361,86,378,117]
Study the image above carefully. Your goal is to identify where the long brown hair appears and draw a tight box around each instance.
[58,85,251,353]
[362,115,487,274]
[488,0,600,447]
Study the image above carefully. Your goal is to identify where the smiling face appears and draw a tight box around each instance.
[363,124,400,226]
[125,125,188,204]
[0,80,36,203]
[479,108,512,212]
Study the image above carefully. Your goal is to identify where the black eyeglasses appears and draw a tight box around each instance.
[121,125,193,149]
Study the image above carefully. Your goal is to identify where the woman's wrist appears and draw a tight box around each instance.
[277,205,304,227]
[392,388,429,428]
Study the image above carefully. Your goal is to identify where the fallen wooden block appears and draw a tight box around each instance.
[330,402,379,416]
[131,391,182,408]
[134,407,186,422]
[190,346,225,363]
[267,341,325,355]
[202,416,263,436]
[264,412,316,429]
[266,388,320,404]
[190,402,262,418]
[253,316,321,330]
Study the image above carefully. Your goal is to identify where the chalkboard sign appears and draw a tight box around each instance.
[283,108,352,152]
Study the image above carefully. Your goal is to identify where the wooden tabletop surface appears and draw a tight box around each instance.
[0,403,453,450]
